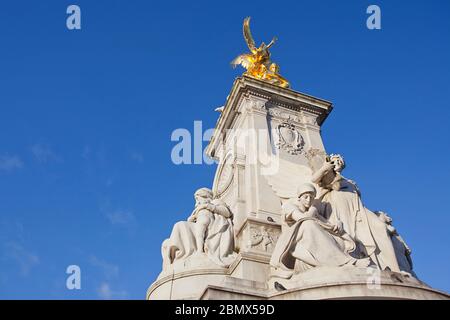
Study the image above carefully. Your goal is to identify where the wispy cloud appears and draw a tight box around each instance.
[0,154,23,172]
[89,256,128,300]
[97,282,128,300]
[105,210,136,226]
[130,152,144,163]
[31,143,62,163]
[99,200,138,232]
[89,255,119,279]
[3,242,39,276]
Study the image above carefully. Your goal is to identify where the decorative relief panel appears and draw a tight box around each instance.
[237,221,281,255]
[247,225,279,253]
[275,122,305,155]
[303,114,318,126]
[244,97,267,113]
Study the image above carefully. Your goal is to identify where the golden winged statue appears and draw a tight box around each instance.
[231,17,290,88]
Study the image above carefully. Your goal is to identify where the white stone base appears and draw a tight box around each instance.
[148,267,231,300]
[201,266,449,300]
[147,253,449,300]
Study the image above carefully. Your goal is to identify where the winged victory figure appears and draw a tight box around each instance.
[231,17,290,88]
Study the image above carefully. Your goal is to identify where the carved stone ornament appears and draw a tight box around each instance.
[275,122,305,155]
[247,225,279,253]
[302,114,318,126]
[215,154,234,196]
[244,98,267,113]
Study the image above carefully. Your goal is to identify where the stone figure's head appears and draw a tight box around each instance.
[296,183,316,209]
[194,188,213,206]
[329,154,345,172]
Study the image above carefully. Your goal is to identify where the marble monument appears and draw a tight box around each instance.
[146,18,449,300]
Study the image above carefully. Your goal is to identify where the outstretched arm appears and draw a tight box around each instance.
[267,37,278,49]
[311,159,335,184]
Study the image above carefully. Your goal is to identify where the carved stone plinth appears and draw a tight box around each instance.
[201,267,449,300]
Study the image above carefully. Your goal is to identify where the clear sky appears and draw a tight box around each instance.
[0,0,449,299]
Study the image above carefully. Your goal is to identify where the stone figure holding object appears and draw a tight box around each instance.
[270,183,371,279]
[161,188,236,270]
[312,154,402,272]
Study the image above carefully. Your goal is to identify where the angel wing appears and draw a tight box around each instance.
[261,156,314,200]
[243,17,257,53]
[231,54,253,69]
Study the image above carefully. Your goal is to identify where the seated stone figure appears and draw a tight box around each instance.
[162,188,236,270]
[312,154,402,272]
[270,183,370,279]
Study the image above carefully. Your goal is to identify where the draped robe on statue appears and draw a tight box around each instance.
[162,199,235,269]
[270,200,357,278]
[320,176,400,272]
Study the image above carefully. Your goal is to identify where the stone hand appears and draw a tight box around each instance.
[333,220,344,234]
[323,160,335,171]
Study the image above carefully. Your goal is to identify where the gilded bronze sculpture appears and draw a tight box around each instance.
[232,17,290,88]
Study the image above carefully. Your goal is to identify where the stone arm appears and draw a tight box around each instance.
[266,37,277,49]
[210,199,232,219]
[187,207,199,222]
[312,200,344,234]
[311,160,335,185]
[311,207,328,223]
[282,202,316,224]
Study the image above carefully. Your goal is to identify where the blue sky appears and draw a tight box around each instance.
[0,0,449,299]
